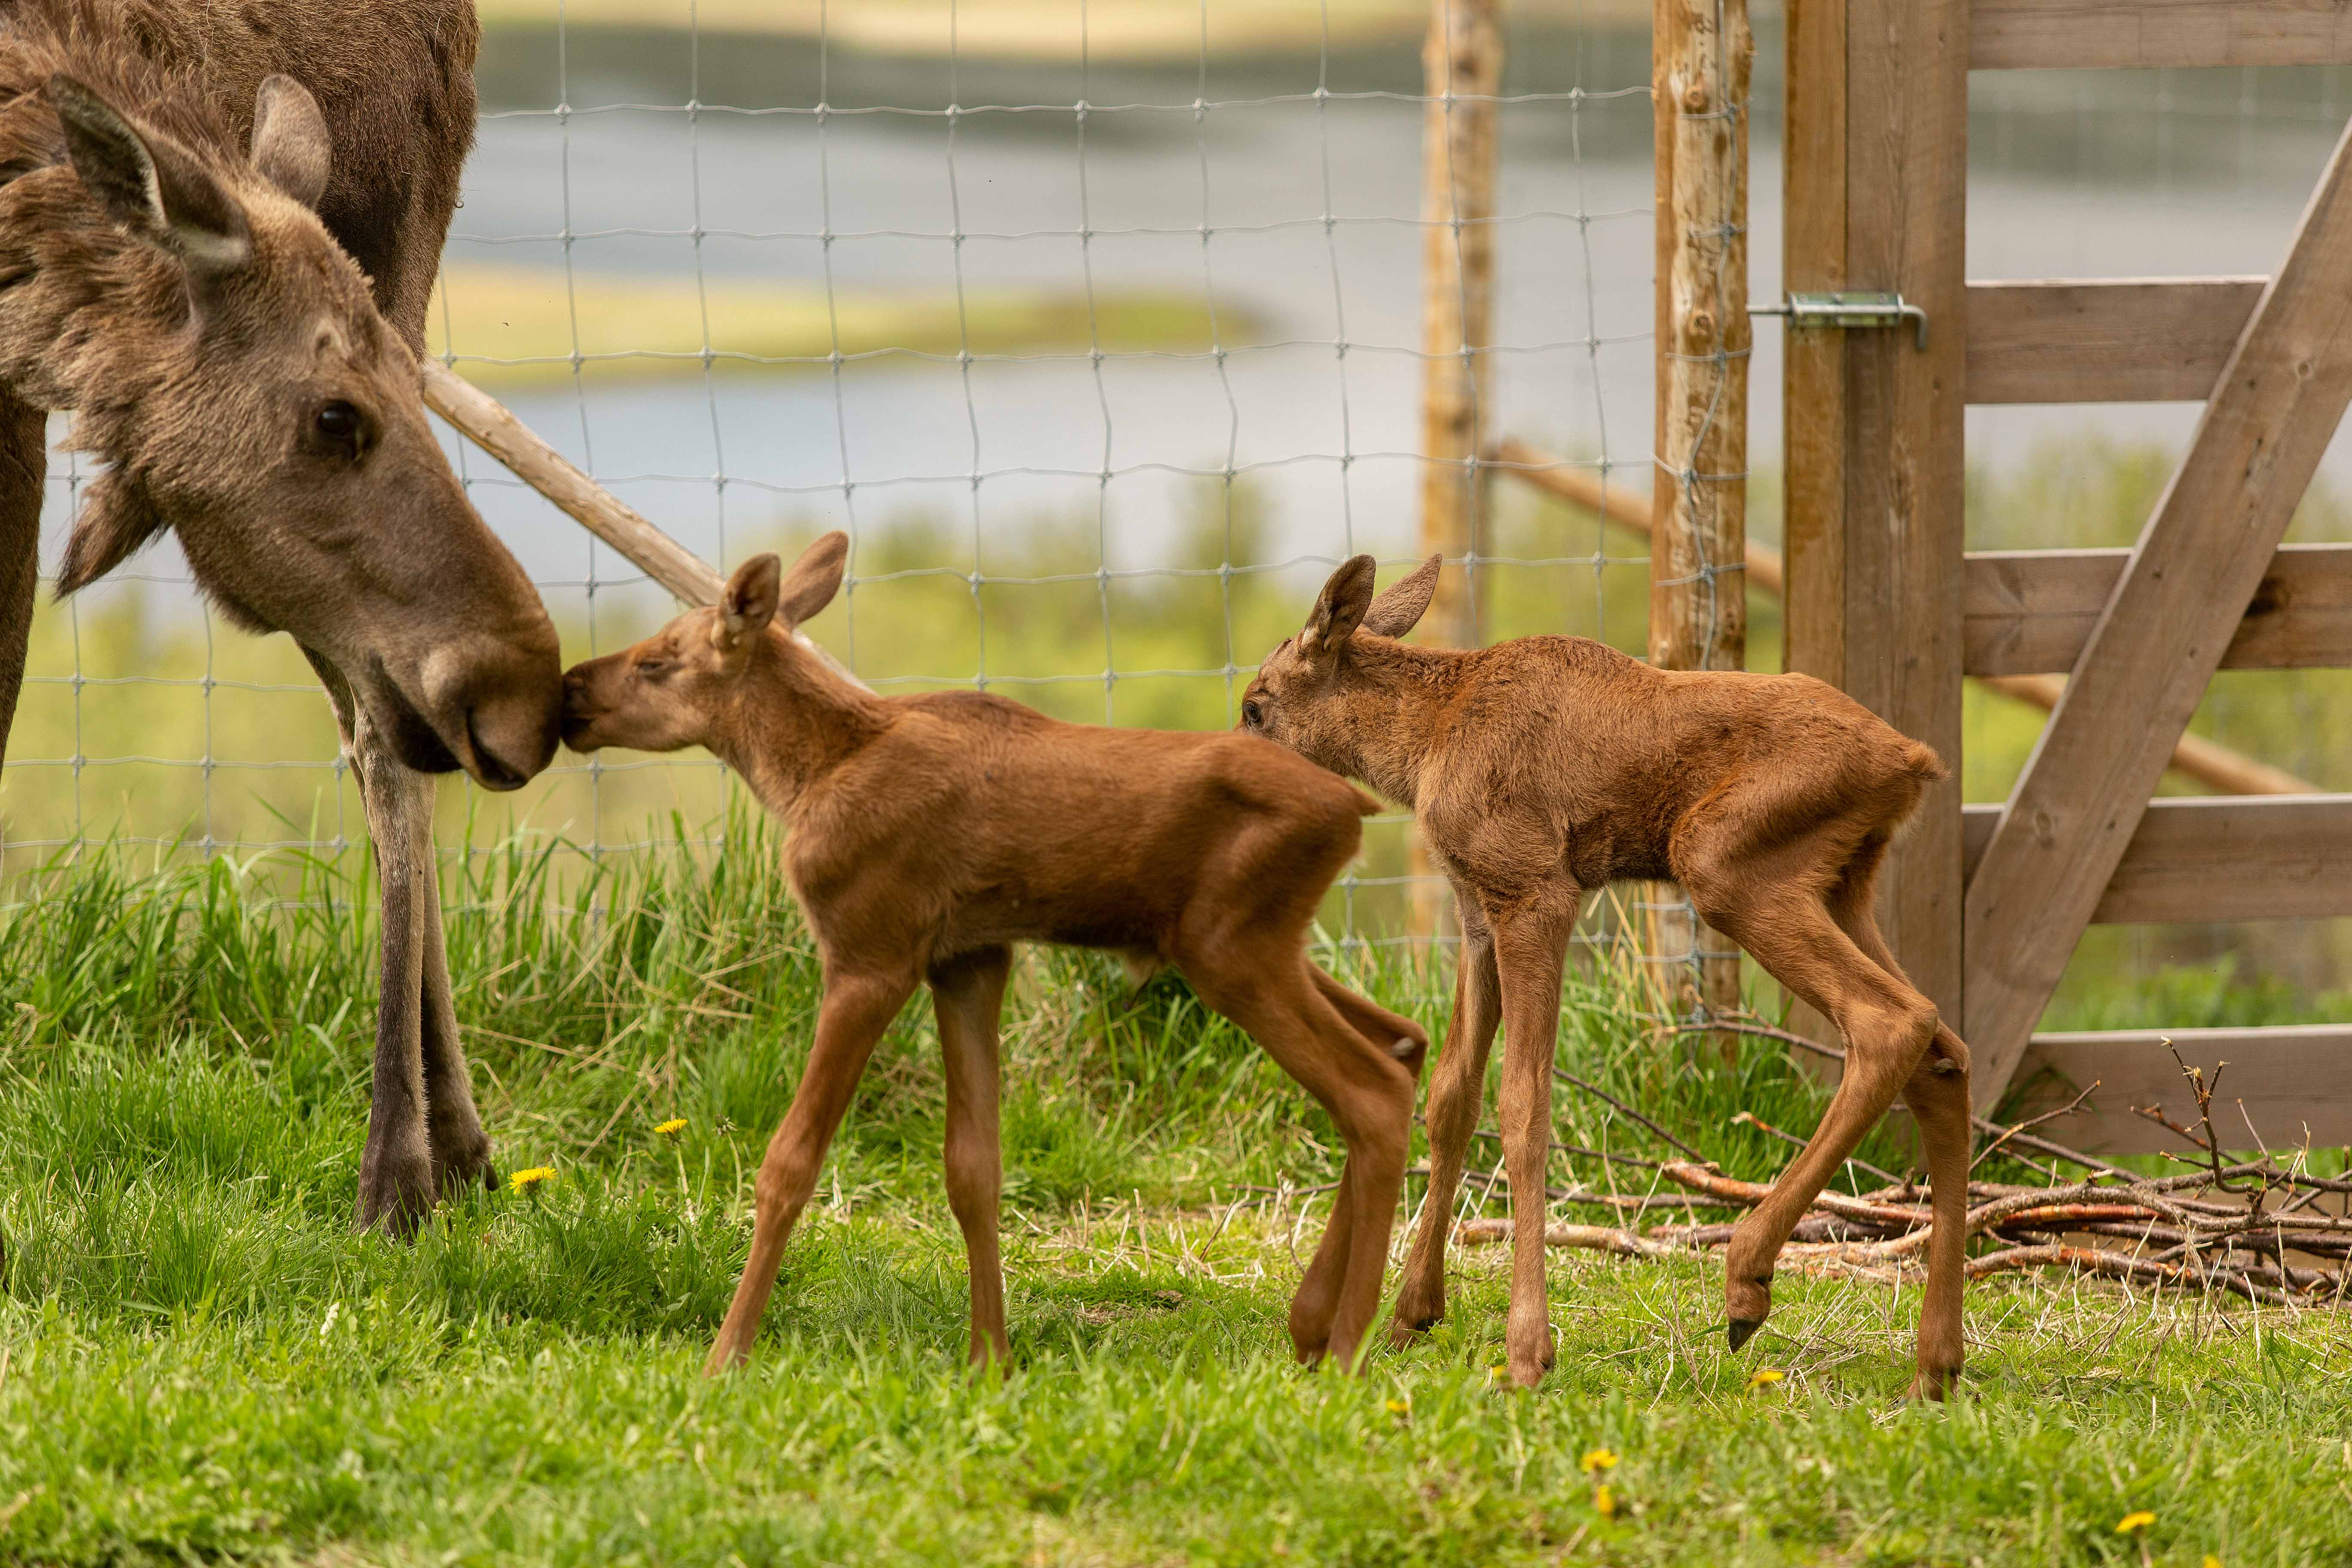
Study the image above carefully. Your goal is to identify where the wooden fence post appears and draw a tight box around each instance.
[1782,0,1969,1040]
[1644,0,1752,1047]
[1408,0,1504,942]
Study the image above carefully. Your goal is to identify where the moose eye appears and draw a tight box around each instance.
[1241,698,1265,728]
[634,657,670,679]
[308,400,367,457]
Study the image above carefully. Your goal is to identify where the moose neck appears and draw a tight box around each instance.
[708,634,890,818]
[1321,637,1474,808]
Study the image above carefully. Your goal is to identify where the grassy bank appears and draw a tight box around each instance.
[427,265,1239,387]
[2,831,2349,1565]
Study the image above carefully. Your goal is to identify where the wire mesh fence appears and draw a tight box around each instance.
[3,0,1663,950]
[8,4,2352,1001]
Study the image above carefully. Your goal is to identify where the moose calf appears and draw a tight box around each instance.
[1241,554,1972,1400]
[562,533,1428,1374]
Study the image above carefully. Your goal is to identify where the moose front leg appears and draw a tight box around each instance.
[350,728,439,1233]
[304,649,448,1234]
[0,389,46,771]
[417,852,496,1196]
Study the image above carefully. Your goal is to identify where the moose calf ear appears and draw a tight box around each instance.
[1300,554,1377,656]
[51,75,250,273]
[776,530,849,630]
[718,554,783,649]
[250,75,331,210]
[54,473,168,597]
[1361,552,1442,639]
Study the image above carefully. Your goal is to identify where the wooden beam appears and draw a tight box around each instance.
[1647,0,1754,1044]
[1782,0,1845,692]
[1783,0,1972,1027]
[1966,543,2352,675]
[2009,1026,2352,1152]
[1972,0,2352,70]
[1966,279,2264,404]
[422,360,869,689]
[1963,112,2352,1113]
[1962,795,2352,923]
[1409,0,1502,939]
[1490,441,2321,796]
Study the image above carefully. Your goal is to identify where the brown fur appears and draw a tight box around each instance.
[563,534,1431,1374]
[0,0,561,1233]
[1243,554,1974,1400]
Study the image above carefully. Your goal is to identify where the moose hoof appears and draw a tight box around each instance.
[1727,1317,1764,1351]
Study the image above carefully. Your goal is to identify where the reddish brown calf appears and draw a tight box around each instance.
[562,533,1428,1373]
[1242,554,1972,1399]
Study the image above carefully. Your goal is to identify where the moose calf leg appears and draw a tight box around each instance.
[706,970,914,1375]
[1190,951,1412,1368]
[1392,921,1501,1343]
[1900,1031,1971,1400]
[1306,964,1430,1075]
[933,948,1014,1368]
[1492,910,1571,1387]
[1710,893,1938,1348]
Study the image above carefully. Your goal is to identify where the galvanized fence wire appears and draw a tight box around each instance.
[6,0,1664,946]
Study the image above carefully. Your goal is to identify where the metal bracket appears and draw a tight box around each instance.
[1751,290,1929,350]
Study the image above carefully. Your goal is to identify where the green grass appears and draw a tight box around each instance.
[3,827,2349,1565]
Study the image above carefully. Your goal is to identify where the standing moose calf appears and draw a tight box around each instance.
[561,533,1429,1373]
[1241,554,1972,1399]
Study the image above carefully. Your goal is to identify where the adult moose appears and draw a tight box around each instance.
[0,0,562,1231]
[1242,554,1972,1399]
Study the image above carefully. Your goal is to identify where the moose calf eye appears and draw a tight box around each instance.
[1242,699,1265,727]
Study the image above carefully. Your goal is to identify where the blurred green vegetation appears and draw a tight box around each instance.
[7,433,2352,1007]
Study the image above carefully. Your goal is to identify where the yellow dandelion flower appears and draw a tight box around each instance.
[508,1166,557,1194]
[1580,1447,1619,1474]
[2116,1511,2156,1535]
[1488,1364,1510,1382]
[655,1118,688,1139]
[1748,1367,1785,1390]
[2202,1556,2223,1568]
[1593,1484,1617,1519]
[1384,1398,1410,1415]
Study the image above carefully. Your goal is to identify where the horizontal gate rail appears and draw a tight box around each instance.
[1972,0,2352,70]
[1962,795,2352,925]
[2014,1024,2352,1152]
[1964,543,2352,676]
[1966,279,2264,404]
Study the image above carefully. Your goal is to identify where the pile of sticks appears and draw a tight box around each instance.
[1458,1028,2352,1308]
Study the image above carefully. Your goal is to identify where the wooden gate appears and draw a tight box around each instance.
[1785,0,2352,1152]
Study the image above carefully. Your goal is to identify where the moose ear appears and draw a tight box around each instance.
[775,530,849,630]
[250,75,330,210]
[716,553,782,651]
[1300,554,1377,657]
[54,472,168,597]
[1361,553,1442,639]
[51,74,250,273]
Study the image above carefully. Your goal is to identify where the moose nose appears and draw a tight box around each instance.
[464,681,559,790]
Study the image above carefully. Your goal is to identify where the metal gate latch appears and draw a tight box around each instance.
[1752,291,1929,349]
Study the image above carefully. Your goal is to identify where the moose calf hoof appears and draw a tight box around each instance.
[1905,1364,1960,1403]
[1727,1317,1764,1351]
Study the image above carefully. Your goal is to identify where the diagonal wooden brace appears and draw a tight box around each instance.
[1961,110,2352,1113]
[421,359,868,690]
